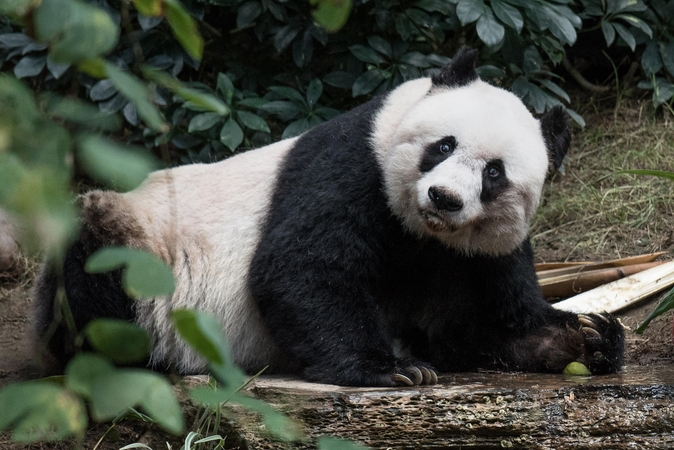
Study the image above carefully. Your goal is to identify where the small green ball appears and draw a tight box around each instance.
[563,361,591,376]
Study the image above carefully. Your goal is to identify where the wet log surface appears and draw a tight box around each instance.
[230,365,674,449]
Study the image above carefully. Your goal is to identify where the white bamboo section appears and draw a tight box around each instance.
[553,260,674,314]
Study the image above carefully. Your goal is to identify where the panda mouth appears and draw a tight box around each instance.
[419,209,459,233]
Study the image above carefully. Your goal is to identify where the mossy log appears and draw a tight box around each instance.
[221,365,674,449]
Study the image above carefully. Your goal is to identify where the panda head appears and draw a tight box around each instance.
[373,47,570,256]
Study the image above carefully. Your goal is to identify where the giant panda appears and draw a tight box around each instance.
[33,48,625,386]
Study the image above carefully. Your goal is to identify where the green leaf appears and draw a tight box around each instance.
[660,42,674,78]
[236,110,270,133]
[612,22,636,51]
[268,86,306,104]
[85,247,175,299]
[220,119,244,151]
[310,0,352,32]
[164,0,204,60]
[65,353,115,397]
[77,134,160,192]
[85,320,151,364]
[348,44,387,65]
[282,118,311,139]
[305,78,323,108]
[259,101,301,119]
[142,67,229,116]
[399,51,430,68]
[0,381,87,442]
[476,9,505,47]
[352,70,385,97]
[614,169,674,182]
[317,436,368,450]
[106,63,167,133]
[405,7,432,27]
[491,0,523,33]
[545,6,576,46]
[34,0,119,64]
[14,55,47,79]
[601,21,616,46]
[188,112,222,132]
[216,72,235,99]
[129,0,162,16]
[653,78,674,106]
[0,0,36,15]
[237,1,263,28]
[42,94,121,131]
[141,374,185,434]
[274,24,300,52]
[90,369,184,434]
[323,71,356,89]
[367,36,392,58]
[615,14,652,38]
[563,361,591,376]
[641,42,663,76]
[637,287,674,333]
[456,0,485,25]
[538,79,570,103]
[171,309,229,366]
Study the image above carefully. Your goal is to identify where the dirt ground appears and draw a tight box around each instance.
[1,95,673,448]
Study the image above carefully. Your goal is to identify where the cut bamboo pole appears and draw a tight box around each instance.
[541,261,665,299]
[553,260,674,314]
[535,261,594,271]
[537,252,665,280]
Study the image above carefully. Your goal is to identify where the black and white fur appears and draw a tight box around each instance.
[34,48,624,386]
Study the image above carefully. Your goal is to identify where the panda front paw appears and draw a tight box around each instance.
[577,313,625,374]
[390,361,438,386]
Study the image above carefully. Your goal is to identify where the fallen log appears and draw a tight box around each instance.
[221,365,674,449]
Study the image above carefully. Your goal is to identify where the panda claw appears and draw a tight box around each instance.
[581,326,601,337]
[405,366,424,385]
[578,315,597,328]
[425,367,439,385]
[419,366,432,384]
[597,313,611,323]
[391,373,415,386]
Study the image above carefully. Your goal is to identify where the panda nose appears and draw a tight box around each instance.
[428,187,463,212]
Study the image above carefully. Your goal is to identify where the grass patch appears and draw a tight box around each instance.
[532,98,674,262]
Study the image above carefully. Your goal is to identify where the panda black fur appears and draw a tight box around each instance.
[34,48,625,386]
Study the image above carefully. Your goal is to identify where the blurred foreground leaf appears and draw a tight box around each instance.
[85,247,175,299]
[0,381,87,442]
[77,134,160,192]
[85,320,151,364]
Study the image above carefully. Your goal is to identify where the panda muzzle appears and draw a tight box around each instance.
[428,186,463,212]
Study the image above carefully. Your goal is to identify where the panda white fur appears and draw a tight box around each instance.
[34,48,624,386]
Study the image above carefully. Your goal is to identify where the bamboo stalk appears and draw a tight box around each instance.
[553,260,674,314]
[537,252,665,280]
[542,261,665,299]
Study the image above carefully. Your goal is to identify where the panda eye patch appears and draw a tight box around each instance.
[419,136,457,172]
[481,159,508,203]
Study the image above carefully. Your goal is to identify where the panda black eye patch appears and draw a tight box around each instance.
[419,136,457,173]
[480,159,509,203]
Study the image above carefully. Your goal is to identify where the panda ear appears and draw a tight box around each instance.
[540,105,571,171]
[431,47,479,88]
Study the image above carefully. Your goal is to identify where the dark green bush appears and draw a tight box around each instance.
[3,0,673,162]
